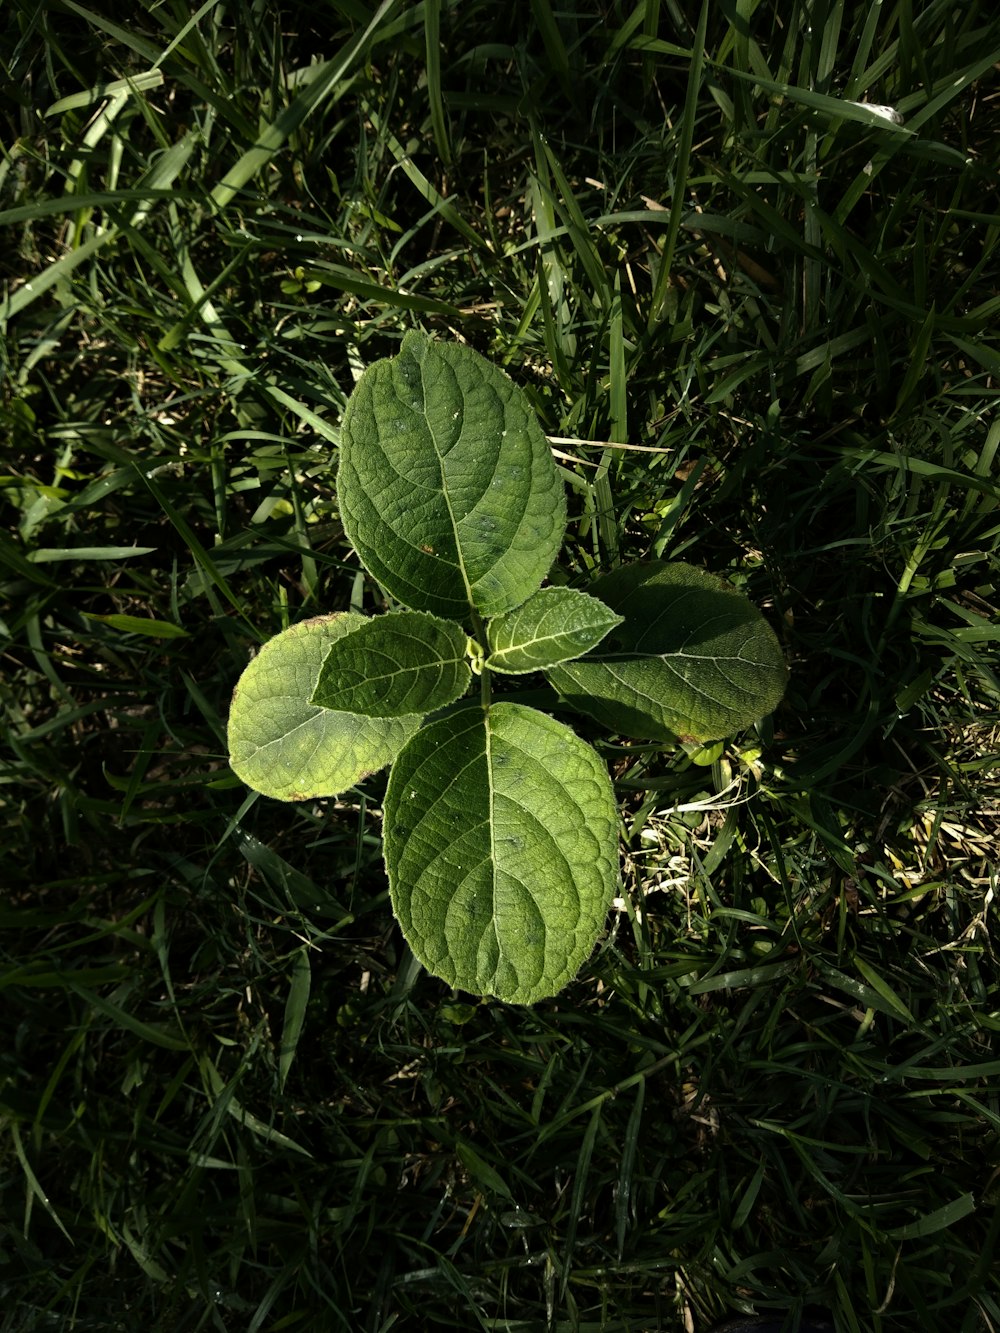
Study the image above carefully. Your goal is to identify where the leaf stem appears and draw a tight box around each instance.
[470,608,491,713]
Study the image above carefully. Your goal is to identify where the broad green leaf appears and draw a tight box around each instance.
[311,610,472,716]
[228,614,420,801]
[546,561,787,743]
[486,586,623,674]
[338,331,567,619]
[384,702,620,1005]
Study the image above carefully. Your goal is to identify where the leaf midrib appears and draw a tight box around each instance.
[484,708,502,980]
[580,658,758,712]
[494,625,588,661]
[419,363,476,611]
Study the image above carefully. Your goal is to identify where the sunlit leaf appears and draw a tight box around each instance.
[312,609,472,716]
[338,331,566,619]
[546,561,787,742]
[228,614,420,801]
[384,702,620,1004]
[486,586,623,674]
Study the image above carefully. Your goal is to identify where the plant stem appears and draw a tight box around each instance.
[470,608,491,713]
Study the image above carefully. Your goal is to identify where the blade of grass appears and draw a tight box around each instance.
[560,1104,601,1299]
[210,0,399,212]
[887,1193,977,1241]
[278,948,312,1093]
[648,0,709,328]
[423,0,451,166]
[364,106,492,255]
[615,1081,644,1261]
[0,132,199,324]
[9,1122,73,1243]
[591,273,625,567]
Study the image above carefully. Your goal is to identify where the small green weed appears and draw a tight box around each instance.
[228,332,786,1002]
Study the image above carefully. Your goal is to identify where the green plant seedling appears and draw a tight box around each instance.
[228,332,787,1003]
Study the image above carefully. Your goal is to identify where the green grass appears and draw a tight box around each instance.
[2,0,1000,1329]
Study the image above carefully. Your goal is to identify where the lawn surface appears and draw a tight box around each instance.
[2,2,999,1330]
